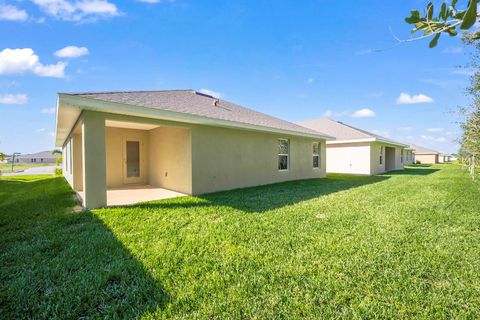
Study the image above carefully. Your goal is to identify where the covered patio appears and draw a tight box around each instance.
[58,107,193,208]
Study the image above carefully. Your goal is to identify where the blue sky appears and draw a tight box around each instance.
[0,0,473,154]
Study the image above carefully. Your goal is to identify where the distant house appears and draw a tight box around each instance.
[298,118,408,175]
[438,153,452,163]
[404,147,415,165]
[410,145,440,164]
[55,90,333,208]
[7,151,60,164]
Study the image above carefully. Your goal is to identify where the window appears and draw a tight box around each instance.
[313,142,320,168]
[379,146,383,165]
[401,150,404,163]
[278,139,289,171]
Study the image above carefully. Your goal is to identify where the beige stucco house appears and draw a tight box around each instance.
[410,144,440,164]
[55,90,332,208]
[298,118,408,175]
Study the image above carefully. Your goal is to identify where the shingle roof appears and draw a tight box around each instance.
[16,151,59,159]
[409,144,440,155]
[63,90,329,138]
[298,118,407,146]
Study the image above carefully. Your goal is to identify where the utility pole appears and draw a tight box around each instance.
[11,152,20,172]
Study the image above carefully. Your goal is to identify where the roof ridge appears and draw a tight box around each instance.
[60,89,195,95]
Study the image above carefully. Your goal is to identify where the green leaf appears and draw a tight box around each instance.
[405,10,421,24]
[440,3,447,20]
[461,0,478,30]
[429,33,441,48]
[427,2,434,20]
[452,0,458,7]
[445,27,458,36]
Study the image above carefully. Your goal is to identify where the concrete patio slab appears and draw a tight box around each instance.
[79,185,186,207]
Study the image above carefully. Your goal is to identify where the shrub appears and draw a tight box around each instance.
[56,155,63,166]
[54,168,63,176]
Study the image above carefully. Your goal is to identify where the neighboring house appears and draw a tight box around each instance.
[7,151,60,164]
[404,147,415,165]
[298,118,408,175]
[410,144,440,164]
[55,90,333,208]
[438,154,452,163]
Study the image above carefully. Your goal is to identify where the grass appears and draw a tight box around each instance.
[1,164,480,318]
[0,163,55,173]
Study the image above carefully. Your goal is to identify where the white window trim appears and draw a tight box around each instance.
[278,138,289,171]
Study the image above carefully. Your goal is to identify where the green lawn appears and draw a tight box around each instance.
[0,162,55,173]
[1,164,480,318]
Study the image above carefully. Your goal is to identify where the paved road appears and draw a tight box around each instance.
[1,166,60,176]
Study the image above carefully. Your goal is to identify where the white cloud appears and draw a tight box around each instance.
[35,128,46,133]
[54,46,89,58]
[0,94,28,104]
[0,4,28,21]
[41,107,56,114]
[198,88,223,99]
[351,108,376,118]
[436,137,446,142]
[138,0,161,3]
[396,126,412,132]
[446,131,456,136]
[421,135,434,140]
[396,92,434,104]
[31,0,119,22]
[48,132,55,137]
[427,127,444,133]
[443,46,462,54]
[307,78,314,84]
[0,48,66,78]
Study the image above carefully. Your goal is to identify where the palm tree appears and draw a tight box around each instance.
[52,149,62,155]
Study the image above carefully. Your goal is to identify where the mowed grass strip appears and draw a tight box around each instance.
[1,164,480,318]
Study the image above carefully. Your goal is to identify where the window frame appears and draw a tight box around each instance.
[278,138,289,171]
[379,146,383,165]
[312,142,320,169]
[401,149,404,163]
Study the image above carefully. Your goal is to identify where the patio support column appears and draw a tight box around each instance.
[81,111,107,208]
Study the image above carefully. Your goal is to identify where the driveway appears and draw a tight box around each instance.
[1,166,60,176]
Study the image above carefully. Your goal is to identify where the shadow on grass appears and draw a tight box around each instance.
[384,167,440,176]
[134,174,390,213]
[0,176,168,318]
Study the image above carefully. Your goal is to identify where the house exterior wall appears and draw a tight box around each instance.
[416,154,438,164]
[72,133,83,191]
[370,143,386,175]
[327,142,372,175]
[190,125,326,194]
[149,126,192,194]
[63,111,328,207]
[105,127,149,188]
[62,137,74,187]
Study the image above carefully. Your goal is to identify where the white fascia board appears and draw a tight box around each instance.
[326,137,409,148]
[58,94,333,141]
